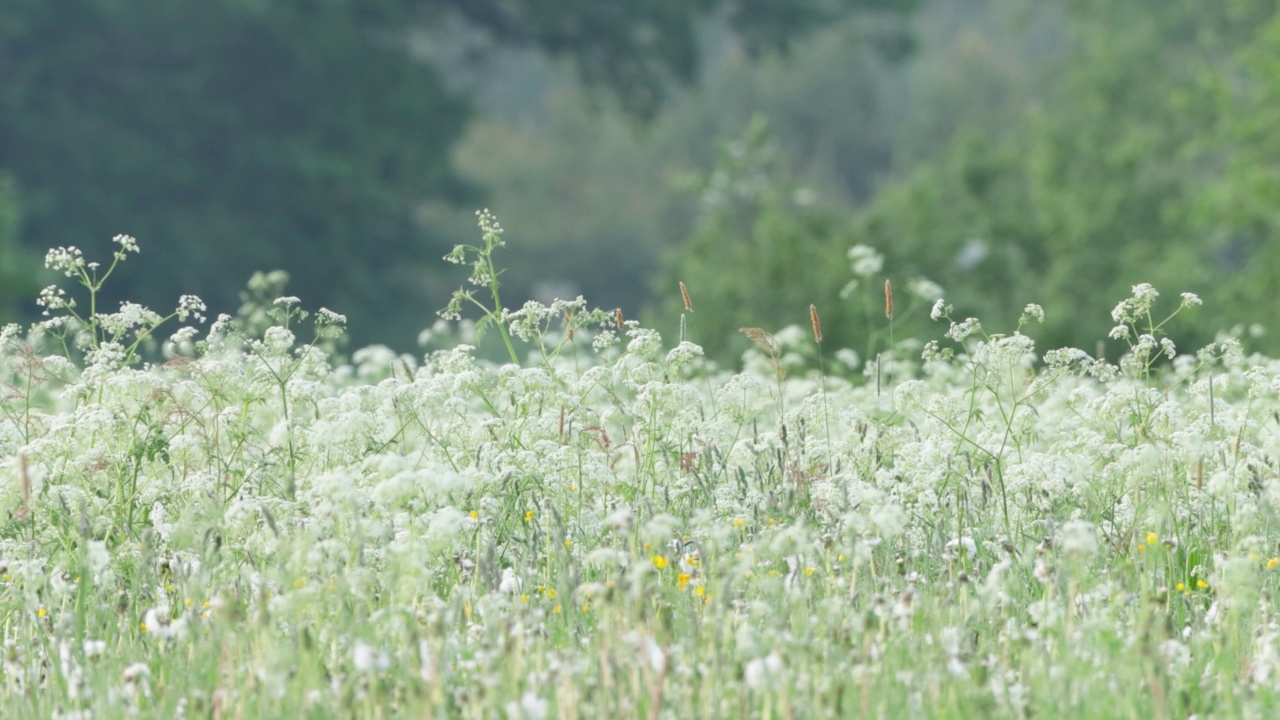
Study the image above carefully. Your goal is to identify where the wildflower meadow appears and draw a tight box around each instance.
[3,215,1280,718]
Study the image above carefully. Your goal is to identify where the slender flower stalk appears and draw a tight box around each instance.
[811,304,832,449]
[741,327,785,417]
[884,279,895,411]
[679,281,693,342]
[17,452,30,525]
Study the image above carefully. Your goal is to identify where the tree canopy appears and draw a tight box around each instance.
[0,0,908,348]
[659,0,1280,362]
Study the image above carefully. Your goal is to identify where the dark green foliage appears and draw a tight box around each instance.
[0,0,909,348]
[435,0,912,117]
[664,0,1280,363]
[1195,4,1280,340]
[848,0,1267,355]
[0,0,473,347]
[0,175,35,317]
[668,118,852,358]
[660,118,938,365]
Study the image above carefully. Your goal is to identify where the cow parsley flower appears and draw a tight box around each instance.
[1061,521,1098,556]
[112,233,140,255]
[847,245,884,278]
[176,295,207,323]
[946,318,981,342]
[744,651,783,691]
[45,246,86,276]
[505,691,548,720]
[352,641,391,673]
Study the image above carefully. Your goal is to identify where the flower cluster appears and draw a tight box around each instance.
[0,230,1270,718]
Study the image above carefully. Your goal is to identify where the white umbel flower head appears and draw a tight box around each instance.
[499,568,523,595]
[744,651,783,691]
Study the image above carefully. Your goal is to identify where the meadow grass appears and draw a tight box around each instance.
[1,223,1278,718]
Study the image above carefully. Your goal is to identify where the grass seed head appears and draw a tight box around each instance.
[809,304,822,344]
[739,327,780,356]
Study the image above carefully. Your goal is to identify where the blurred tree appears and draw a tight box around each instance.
[649,0,1059,363]
[426,2,987,347]
[847,0,1271,354]
[661,0,1280,364]
[426,0,913,118]
[0,0,911,348]
[661,118,852,360]
[658,117,941,366]
[0,174,37,319]
[1195,3,1280,339]
[0,0,471,347]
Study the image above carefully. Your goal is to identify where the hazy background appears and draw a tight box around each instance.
[1,0,1277,362]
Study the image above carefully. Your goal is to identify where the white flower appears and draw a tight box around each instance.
[177,295,207,323]
[835,347,860,369]
[945,536,978,558]
[317,308,346,325]
[666,341,704,370]
[1111,283,1159,324]
[1061,521,1098,556]
[86,541,112,582]
[946,318,981,342]
[112,234,140,254]
[143,607,187,640]
[744,651,783,691]
[592,329,618,351]
[36,285,79,316]
[263,326,295,353]
[847,245,884,278]
[45,246,86,276]
[499,568,523,594]
[121,661,152,701]
[605,506,634,534]
[908,277,945,301]
[352,641,391,673]
[505,691,548,720]
[930,299,949,321]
